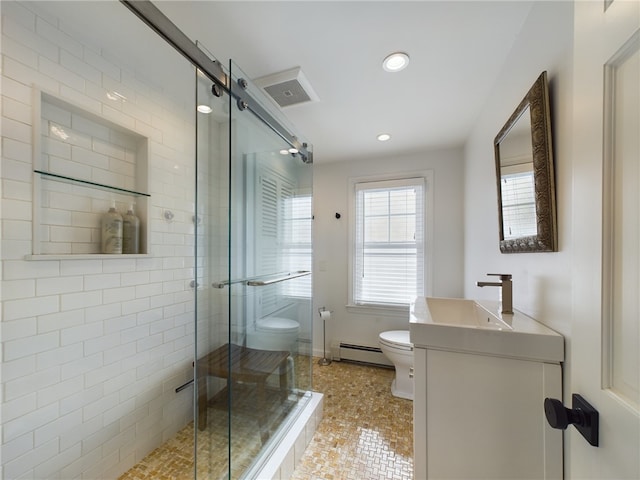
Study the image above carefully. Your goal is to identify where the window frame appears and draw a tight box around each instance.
[347,171,434,316]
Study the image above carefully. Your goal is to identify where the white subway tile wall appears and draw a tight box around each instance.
[1,2,207,479]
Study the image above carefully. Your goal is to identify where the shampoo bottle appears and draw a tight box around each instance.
[101,201,123,254]
[122,204,140,254]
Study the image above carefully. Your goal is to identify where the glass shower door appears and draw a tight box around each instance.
[195,57,312,479]
[195,62,233,480]
[227,60,313,479]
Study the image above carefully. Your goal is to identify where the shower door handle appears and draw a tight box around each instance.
[246,271,311,286]
[213,271,311,288]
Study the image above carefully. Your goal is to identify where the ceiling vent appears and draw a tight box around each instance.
[254,67,319,108]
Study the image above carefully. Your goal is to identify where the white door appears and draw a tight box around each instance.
[572,0,640,478]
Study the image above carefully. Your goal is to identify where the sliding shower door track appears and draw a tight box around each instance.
[120,0,311,163]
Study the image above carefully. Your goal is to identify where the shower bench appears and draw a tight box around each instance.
[196,343,290,442]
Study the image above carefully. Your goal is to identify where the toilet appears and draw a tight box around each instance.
[379,330,414,400]
[246,317,300,353]
[246,316,300,390]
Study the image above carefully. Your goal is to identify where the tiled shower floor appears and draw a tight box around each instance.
[119,359,413,479]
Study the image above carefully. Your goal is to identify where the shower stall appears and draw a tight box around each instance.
[135,6,318,478]
[193,55,316,478]
[0,1,318,479]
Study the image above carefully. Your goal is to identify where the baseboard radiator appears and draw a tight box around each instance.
[330,341,393,367]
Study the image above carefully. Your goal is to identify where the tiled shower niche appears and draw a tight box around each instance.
[30,90,150,257]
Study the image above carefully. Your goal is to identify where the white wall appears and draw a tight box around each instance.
[1,3,197,478]
[464,2,576,475]
[312,148,464,354]
[463,0,574,473]
[464,1,573,337]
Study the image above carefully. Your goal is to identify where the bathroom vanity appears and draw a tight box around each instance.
[410,297,564,480]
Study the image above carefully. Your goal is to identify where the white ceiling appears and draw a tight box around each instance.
[155,1,534,164]
[36,1,535,164]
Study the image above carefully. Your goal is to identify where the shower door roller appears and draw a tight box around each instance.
[544,394,599,446]
[237,98,248,111]
[211,83,222,97]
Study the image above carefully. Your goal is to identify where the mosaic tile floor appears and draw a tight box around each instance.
[291,360,413,480]
[119,359,413,480]
[120,382,300,480]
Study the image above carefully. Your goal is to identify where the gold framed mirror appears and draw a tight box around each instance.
[494,71,557,253]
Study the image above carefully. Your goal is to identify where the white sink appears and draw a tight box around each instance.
[410,296,564,362]
[422,297,513,330]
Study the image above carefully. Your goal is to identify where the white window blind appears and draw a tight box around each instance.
[500,169,536,239]
[353,178,425,306]
[282,193,312,298]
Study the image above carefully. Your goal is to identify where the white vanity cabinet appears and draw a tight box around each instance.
[410,297,564,480]
[413,347,562,479]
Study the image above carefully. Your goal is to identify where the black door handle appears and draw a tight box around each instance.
[544,394,599,447]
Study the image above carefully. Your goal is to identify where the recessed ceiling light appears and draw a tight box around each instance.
[288,147,299,154]
[382,52,410,72]
[279,149,289,155]
[197,105,212,114]
[377,133,391,142]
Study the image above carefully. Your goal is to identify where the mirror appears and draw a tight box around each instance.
[494,71,557,253]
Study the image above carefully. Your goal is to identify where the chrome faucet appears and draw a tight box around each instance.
[476,273,513,314]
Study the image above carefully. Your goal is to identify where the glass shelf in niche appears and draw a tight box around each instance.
[34,170,151,197]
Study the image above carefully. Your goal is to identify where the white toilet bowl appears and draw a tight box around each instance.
[379,330,414,400]
[246,316,300,391]
[246,317,300,353]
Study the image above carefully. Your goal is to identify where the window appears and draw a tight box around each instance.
[255,166,312,317]
[282,192,312,298]
[351,177,426,308]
